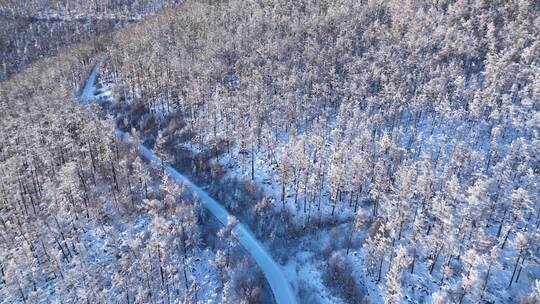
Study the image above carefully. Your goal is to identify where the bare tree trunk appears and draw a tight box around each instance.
[410,245,416,274]
[376,254,384,282]
[251,143,255,181]
[514,254,526,284]
[508,250,522,288]
[482,260,493,292]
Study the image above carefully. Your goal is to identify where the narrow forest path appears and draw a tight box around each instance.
[79,62,297,304]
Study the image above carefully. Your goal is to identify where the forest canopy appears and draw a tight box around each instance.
[0,0,539,303]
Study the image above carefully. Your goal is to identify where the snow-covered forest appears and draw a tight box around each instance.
[0,0,182,80]
[1,0,539,303]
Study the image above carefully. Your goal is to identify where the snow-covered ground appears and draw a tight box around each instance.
[80,62,99,101]
[90,54,540,303]
[81,62,297,304]
[137,142,297,304]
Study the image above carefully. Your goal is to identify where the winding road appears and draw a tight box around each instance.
[80,62,296,304]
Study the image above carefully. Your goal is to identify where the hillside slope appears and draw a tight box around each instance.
[1,0,539,303]
[94,0,539,302]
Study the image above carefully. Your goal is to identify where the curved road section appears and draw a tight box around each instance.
[81,63,297,304]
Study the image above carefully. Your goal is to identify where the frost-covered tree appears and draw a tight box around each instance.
[383,245,407,304]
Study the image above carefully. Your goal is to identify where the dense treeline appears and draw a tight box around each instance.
[0,0,182,80]
[1,0,180,17]
[0,38,266,303]
[94,0,539,302]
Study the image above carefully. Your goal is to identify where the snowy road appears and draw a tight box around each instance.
[80,62,99,101]
[80,63,297,304]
